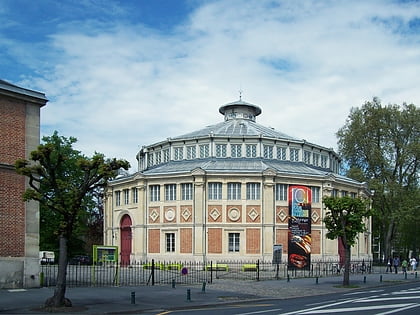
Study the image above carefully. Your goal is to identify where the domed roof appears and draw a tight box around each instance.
[171,99,299,141]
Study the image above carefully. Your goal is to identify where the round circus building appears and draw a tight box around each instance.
[103,98,372,267]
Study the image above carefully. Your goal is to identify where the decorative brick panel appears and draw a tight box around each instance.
[276,228,288,253]
[180,205,192,223]
[163,206,176,223]
[180,228,192,253]
[208,228,222,253]
[148,229,160,253]
[148,207,160,223]
[246,228,260,254]
[246,205,261,223]
[276,206,288,223]
[226,205,242,223]
[311,230,321,254]
[208,205,222,222]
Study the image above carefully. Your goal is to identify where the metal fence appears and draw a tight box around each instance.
[40,259,373,288]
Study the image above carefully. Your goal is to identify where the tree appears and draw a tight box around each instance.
[336,98,419,261]
[323,196,371,286]
[15,131,129,308]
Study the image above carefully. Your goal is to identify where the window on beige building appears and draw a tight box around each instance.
[150,185,160,202]
[246,183,261,200]
[165,184,177,201]
[228,182,241,200]
[166,233,175,252]
[123,189,129,204]
[181,183,193,200]
[115,191,121,206]
[208,182,222,200]
[132,188,138,203]
[228,233,240,252]
[275,184,287,201]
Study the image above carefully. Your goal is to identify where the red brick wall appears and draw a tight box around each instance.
[0,96,26,257]
[180,228,192,253]
[246,228,260,254]
[208,228,222,253]
[148,229,160,253]
[0,96,26,164]
[311,230,321,254]
[276,229,288,253]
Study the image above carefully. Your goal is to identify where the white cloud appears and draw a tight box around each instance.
[14,0,419,170]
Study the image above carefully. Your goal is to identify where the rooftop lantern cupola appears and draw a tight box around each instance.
[219,99,262,122]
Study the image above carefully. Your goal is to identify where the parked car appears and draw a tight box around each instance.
[69,255,92,265]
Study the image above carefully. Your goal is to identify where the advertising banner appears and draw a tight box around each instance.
[288,185,312,269]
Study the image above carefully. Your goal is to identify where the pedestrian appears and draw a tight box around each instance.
[393,256,400,274]
[402,258,408,274]
[386,257,392,273]
[410,257,417,274]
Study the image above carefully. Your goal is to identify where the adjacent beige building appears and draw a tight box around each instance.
[104,99,372,265]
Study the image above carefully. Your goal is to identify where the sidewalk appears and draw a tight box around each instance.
[1,272,418,314]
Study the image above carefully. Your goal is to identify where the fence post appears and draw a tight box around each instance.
[152,259,155,286]
[257,260,260,281]
[210,261,213,284]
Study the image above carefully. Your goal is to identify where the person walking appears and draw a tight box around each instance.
[402,258,408,274]
[386,257,392,273]
[393,256,400,274]
[410,257,417,274]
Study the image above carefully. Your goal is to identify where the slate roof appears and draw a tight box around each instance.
[140,158,356,183]
[171,118,300,142]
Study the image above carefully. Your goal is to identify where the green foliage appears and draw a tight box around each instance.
[15,130,130,242]
[323,196,371,247]
[336,98,420,257]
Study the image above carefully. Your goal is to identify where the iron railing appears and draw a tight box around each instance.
[40,258,373,288]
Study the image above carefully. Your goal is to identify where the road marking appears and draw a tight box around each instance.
[234,308,283,314]
[344,289,384,296]
[356,295,420,302]
[375,303,420,314]
[298,303,416,314]
[7,289,27,292]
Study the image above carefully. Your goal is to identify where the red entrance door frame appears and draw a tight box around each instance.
[120,214,132,266]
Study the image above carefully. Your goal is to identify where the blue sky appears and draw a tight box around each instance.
[1,0,419,170]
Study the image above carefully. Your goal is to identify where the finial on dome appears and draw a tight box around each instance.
[239,88,243,100]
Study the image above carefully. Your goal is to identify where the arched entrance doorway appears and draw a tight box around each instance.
[120,214,132,266]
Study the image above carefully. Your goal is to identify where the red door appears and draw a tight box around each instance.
[120,215,132,266]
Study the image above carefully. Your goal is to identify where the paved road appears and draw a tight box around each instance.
[0,272,419,314]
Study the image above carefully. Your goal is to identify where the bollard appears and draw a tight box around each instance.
[40,272,44,287]
[201,281,206,293]
[131,291,135,304]
[315,277,318,284]
[186,288,191,302]
[287,274,290,282]
[380,275,383,282]
[416,272,418,279]
[172,278,176,288]
[364,276,366,283]
[405,272,407,280]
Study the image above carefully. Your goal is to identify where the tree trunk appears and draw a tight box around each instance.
[343,244,351,286]
[383,221,395,261]
[45,235,72,307]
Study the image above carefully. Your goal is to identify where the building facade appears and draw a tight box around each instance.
[0,80,47,288]
[104,99,372,266]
